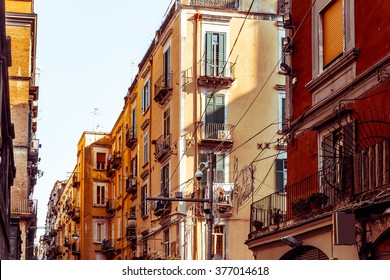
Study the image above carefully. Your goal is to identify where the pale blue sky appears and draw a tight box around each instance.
[33,0,173,239]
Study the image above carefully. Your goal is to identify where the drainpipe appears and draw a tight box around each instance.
[193,12,201,260]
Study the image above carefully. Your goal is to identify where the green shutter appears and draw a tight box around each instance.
[205,32,213,76]
[218,32,226,76]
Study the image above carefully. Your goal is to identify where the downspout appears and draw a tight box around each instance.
[193,12,202,260]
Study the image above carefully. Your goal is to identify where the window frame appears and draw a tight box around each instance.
[312,0,355,76]
[93,182,107,206]
[142,78,151,114]
[143,130,149,165]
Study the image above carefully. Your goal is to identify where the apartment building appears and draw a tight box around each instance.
[246,0,390,259]
[5,0,40,260]
[0,0,16,260]
[45,0,285,260]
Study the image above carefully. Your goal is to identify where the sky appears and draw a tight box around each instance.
[33,0,173,240]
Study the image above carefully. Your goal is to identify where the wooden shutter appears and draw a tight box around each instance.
[276,159,284,192]
[218,32,226,76]
[164,48,171,87]
[322,0,344,67]
[205,32,213,76]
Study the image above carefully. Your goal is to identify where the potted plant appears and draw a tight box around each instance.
[308,192,329,209]
[291,198,310,216]
[252,220,264,231]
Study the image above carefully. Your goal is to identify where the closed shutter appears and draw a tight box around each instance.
[296,248,329,260]
[322,0,344,67]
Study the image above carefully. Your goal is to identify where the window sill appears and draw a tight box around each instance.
[306,48,359,93]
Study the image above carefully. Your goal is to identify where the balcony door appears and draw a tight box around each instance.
[205,94,225,139]
[163,47,171,87]
[205,32,226,76]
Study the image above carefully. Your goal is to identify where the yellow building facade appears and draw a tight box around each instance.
[45,0,285,260]
[6,0,40,259]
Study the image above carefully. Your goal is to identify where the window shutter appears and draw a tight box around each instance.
[205,32,213,76]
[147,79,150,108]
[218,32,226,76]
[164,48,171,87]
[142,86,145,112]
[322,0,344,67]
[93,220,98,242]
[276,159,284,192]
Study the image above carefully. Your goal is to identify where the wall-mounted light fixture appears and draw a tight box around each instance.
[280,62,292,75]
[282,37,293,53]
[283,13,293,29]
[281,236,302,248]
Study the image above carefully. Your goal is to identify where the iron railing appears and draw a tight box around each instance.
[202,123,233,141]
[11,199,37,215]
[154,134,172,160]
[250,138,390,233]
[189,0,239,9]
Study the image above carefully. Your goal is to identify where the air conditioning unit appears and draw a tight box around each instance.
[218,130,231,140]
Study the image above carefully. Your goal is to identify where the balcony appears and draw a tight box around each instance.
[101,239,114,252]
[214,183,234,216]
[126,127,137,149]
[28,139,40,164]
[109,151,121,169]
[125,177,137,195]
[106,199,115,215]
[153,195,172,217]
[11,199,37,216]
[106,151,121,177]
[154,72,173,106]
[153,134,172,162]
[189,0,239,9]
[198,59,235,88]
[72,173,80,189]
[249,138,390,237]
[126,218,137,241]
[71,207,80,223]
[199,123,233,152]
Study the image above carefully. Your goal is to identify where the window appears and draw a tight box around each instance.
[132,106,136,137]
[161,163,170,196]
[320,122,354,193]
[276,157,287,192]
[215,154,225,183]
[141,184,148,217]
[163,229,170,258]
[118,172,122,196]
[142,79,150,113]
[96,152,106,170]
[93,218,107,243]
[117,216,122,241]
[205,94,225,139]
[163,107,171,137]
[278,91,286,131]
[143,131,149,164]
[205,32,226,76]
[164,47,171,87]
[130,155,137,178]
[312,0,355,75]
[94,183,107,206]
[212,226,225,260]
[321,0,344,68]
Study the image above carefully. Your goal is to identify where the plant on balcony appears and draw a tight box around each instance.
[252,220,264,231]
[271,208,283,225]
[291,198,310,216]
[308,192,329,210]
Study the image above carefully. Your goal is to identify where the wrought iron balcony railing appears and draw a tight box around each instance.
[154,72,173,105]
[153,134,172,161]
[189,0,239,9]
[126,127,137,148]
[202,123,233,141]
[11,199,38,215]
[249,138,390,235]
[126,177,137,195]
[198,57,236,87]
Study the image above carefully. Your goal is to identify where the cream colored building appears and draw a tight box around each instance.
[45,0,285,260]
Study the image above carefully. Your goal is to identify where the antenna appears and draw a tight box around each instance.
[91,108,102,132]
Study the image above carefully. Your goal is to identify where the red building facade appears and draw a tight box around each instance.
[246,0,390,260]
